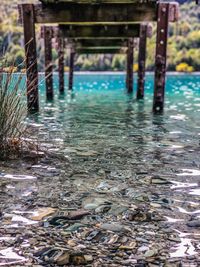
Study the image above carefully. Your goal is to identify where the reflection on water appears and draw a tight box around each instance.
[170,237,197,258]
[0,248,26,266]
[1,73,200,265]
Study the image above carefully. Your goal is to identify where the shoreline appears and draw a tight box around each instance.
[13,71,200,76]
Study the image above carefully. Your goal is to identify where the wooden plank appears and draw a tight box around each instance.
[137,24,147,99]
[126,38,134,93]
[21,4,39,112]
[71,39,127,47]
[43,26,54,100]
[33,3,157,23]
[58,36,65,93]
[68,49,75,90]
[75,46,123,49]
[153,3,169,113]
[76,48,125,54]
[59,24,141,39]
[40,0,156,3]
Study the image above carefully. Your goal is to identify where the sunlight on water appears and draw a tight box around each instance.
[0,248,26,266]
[177,169,200,176]
[2,174,37,180]
[189,189,200,196]
[1,73,200,265]
[170,238,197,258]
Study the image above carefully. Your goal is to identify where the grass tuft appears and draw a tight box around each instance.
[0,67,27,159]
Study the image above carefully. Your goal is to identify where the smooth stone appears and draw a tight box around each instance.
[95,205,111,213]
[56,253,70,266]
[150,203,162,208]
[83,197,111,211]
[100,223,126,232]
[108,205,128,216]
[66,223,84,232]
[138,246,149,252]
[84,255,93,262]
[150,176,172,185]
[144,249,158,258]
[84,204,99,210]
[187,220,200,227]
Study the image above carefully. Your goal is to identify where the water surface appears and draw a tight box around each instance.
[1,73,200,266]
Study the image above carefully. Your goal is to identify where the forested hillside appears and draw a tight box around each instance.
[0,0,199,71]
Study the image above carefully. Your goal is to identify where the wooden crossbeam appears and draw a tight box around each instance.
[71,39,128,47]
[30,3,158,24]
[76,48,126,54]
[59,24,141,39]
[41,24,153,39]
[40,0,157,3]
[76,46,124,49]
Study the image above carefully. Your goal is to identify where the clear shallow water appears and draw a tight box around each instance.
[1,73,200,265]
[35,73,200,257]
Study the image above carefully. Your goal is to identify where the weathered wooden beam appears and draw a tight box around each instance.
[32,3,157,24]
[43,26,54,100]
[40,0,156,3]
[59,24,140,39]
[71,39,127,47]
[137,24,147,99]
[75,46,123,49]
[58,36,65,93]
[68,49,75,90]
[18,3,178,25]
[20,4,39,112]
[153,3,169,113]
[126,38,134,93]
[76,48,125,54]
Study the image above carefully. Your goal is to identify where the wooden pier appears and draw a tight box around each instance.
[18,0,179,113]
[40,24,152,95]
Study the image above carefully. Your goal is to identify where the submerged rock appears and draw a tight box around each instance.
[99,223,127,232]
[150,176,172,185]
[68,209,91,220]
[56,252,70,265]
[187,220,200,227]
[65,223,85,232]
[144,249,158,258]
[31,207,57,221]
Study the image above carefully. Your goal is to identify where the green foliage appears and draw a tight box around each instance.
[0,1,199,71]
[111,55,125,71]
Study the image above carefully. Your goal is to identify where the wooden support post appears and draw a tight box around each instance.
[153,3,170,113]
[58,36,65,93]
[21,4,39,112]
[44,26,53,100]
[126,38,134,94]
[68,49,75,91]
[137,24,147,99]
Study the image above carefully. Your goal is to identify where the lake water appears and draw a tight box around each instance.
[1,73,200,266]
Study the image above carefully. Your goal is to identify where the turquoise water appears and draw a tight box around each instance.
[35,73,200,260]
[36,73,200,146]
[1,73,200,265]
